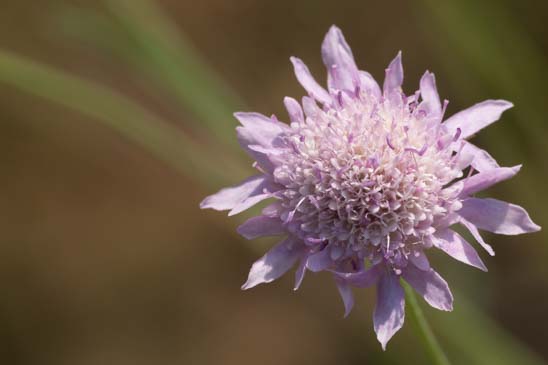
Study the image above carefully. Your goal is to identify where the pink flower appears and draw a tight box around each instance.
[201,26,540,349]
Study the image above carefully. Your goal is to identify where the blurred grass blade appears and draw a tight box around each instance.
[103,0,246,154]
[0,50,247,186]
[53,5,141,61]
[433,290,546,365]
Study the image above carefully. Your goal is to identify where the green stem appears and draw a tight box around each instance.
[403,281,452,365]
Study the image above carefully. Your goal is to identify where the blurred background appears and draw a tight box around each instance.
[0,0,547,364]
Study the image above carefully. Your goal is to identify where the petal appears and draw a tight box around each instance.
[293,258,307,291]
[335,276,354,317]
[283,96,304,124]
[460,165,521,197]
[242,237,305,290]
[334,263,383,288]
[321,25,360,92]
[237,215,285,240]
[458,198,541,235]
[459,218,495,256]
[383,51,403,96]
[302,96,321,118]
[359,71,381,99]
[290,57,332,105]
[444,99,513,139]
[306,248,333,272]
[454,141,500,172]
[235,112,288,148]
[200,175,273,215]
[409,250,431,271]
[434,229,487,271]
[402,265,453,311]
[374,273,405,350]
[235,112,289,172]
[420,71,442,115]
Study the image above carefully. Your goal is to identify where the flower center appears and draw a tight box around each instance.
[272,94,462,270]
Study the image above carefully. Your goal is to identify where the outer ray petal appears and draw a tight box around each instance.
[434,229,487,271]
[321,25,360,92]
[458,198,541,235]
[359,71,381,98]
[283,96,304,124]
[293,258,307,291]
[460,218,495,256]
[460,165,521,196]
[335,277,354,318]
[454,141,500,172]
[200,175,275,215]
[237,215,285,239]
[402,265,453,311]
[383,51,403,96]
[242,237,305,290]
[334,263,384,288]
[444,99,513,138]
[306,248,334,272]
[409,250,430,271]
[419,71,442,115]
[374,273,405,350]
[235,112,289,172]
[290,57,332,105]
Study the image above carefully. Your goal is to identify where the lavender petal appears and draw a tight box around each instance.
[459,198,541,235]
[374,273,405,350]
[403,265,453,311]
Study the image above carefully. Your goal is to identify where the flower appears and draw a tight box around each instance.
[200,25,541,349]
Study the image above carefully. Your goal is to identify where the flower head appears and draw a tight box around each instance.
[201,26,540,349]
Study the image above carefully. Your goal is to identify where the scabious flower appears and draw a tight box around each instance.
[200,26,540,349]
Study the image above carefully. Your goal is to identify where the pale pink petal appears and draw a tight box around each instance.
[374,273,405,350]
[419,71,442,115]
[383,51,403,96]
[460,165,521,197]
[235,112,288,148]
[306,248,334,272]
[302,96,321,118]
[237,215,285,239]
[335,264,383,288]
[459,198,541,235]
[293,258,307,291]
[359,71,381,98]
[335,277,354,317]
[454,141,500,172]
[200,175,273,215]
[283,96,304,124]
[460,218,495,256]
[403,265,453,311]
[321,25,360,92]
[434,229,487,271]
[409,250,430,271]
[290,57,332,105]
[242,237,305,290]
[235,112,289,172]
[444,99,513,139]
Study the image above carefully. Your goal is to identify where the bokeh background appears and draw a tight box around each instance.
[0,0,547,364]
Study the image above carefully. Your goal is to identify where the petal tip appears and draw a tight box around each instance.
[378,339,388,351]
[199,197,210,209]
[327,24,342,34]
[241,277,260,290]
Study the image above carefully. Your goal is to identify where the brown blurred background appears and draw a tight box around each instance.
[0,0,547,364]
